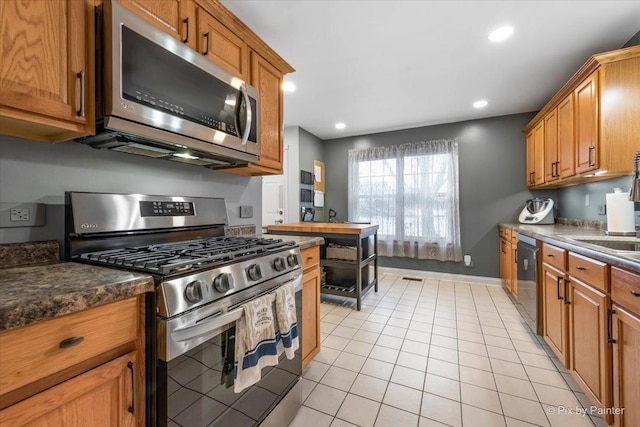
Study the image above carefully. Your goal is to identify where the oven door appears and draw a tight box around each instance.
[102,0,260,160]
[157,273,302,427]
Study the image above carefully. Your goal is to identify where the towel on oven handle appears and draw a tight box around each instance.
[275,281,299,359]
[234,293,278,393]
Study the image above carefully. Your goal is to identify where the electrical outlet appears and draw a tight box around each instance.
[10,208,30,221]
[463,254,473,267]
[0,203,46,228]
[585,194,590,206]
[239,206,253,218]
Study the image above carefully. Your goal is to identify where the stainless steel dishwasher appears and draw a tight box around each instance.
[516,234,540,334]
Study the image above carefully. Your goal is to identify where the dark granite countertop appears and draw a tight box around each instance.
[499,223,640,274]
[265,234,325,249]
[0,262,154,332]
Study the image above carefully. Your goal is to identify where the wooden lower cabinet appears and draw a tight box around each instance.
[612,305,640,427]
[568,276,612,424]
[0,351,137,427]
[0,296,145,426]
[542,263,569,365]
[301,246,321,368]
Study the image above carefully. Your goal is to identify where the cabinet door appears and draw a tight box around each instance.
[510,242,518,297]
[526,130,536,187]
[251,51,284,172]
[499,238,509,290]
[612,305,640,427]
[542,263,569,365]
[198,9,249,80]
[0,0,90,140]
[119,0,196,49]
[0,352,137,427]
[544,108,559,182]
[534,121,545,185]
[569,277,611,415]
[575,71,599,174]
[557,93,576,179]
[302,267,321,368]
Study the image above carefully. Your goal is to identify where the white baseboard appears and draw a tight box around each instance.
[378,267,504,287]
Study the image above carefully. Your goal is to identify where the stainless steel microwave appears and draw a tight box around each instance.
[77,0,260,168]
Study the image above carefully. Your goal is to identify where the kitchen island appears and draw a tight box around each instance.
[266,222,378,310]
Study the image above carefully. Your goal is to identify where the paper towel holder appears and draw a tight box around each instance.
[605,187,636,236]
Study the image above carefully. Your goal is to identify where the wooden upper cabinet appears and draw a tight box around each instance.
[119,0,197,49]
[523,46,639,187]
[533,121,545,186]
[575,70,599,174]
[0,0,93,142]
[557,93,576,179]
[251,51,284,172]
[544,108,559,182]
[197,9,249,80]
[599,55,640,175]
[526,131,535,187]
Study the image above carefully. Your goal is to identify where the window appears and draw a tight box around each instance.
[348,139,461,261]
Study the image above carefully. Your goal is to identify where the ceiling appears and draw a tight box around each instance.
[221,1,640,140]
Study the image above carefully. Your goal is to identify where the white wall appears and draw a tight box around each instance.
[0,135,261,245]
[283,126,300,223]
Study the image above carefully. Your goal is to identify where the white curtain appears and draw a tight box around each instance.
[348,139,462,261]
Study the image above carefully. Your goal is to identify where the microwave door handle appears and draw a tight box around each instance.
[239,85,252,145]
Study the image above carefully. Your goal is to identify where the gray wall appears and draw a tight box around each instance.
[323,113,557,278]
[556,176,638,222]
[623,29,640,47]
[298,127,326,221]
[0,135,261,249]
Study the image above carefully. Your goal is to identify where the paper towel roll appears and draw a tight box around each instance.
[606,189,635,233]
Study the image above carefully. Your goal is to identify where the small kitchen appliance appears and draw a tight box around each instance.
[66,192,303,427]
[518,198,555,224]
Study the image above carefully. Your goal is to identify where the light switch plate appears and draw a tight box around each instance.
[0,203,46,227]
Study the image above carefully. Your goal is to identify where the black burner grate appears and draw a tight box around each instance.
[78,236,295,275]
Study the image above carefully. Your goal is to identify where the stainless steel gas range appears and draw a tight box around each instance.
[65,192,303,427]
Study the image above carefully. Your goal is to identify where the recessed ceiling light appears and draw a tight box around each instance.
[489,26,514,42]
[473,100,488,109]
[335,122,346,130]
[282,81,296,92]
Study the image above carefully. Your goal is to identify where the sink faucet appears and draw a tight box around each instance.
[631,151,640,238]
[631,150,640,202]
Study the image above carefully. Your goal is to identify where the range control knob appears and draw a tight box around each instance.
[247,264,263,281]
[273,257,287,272]
[213,273,234,293]
[184,280,204,303]
[287,253,299,267]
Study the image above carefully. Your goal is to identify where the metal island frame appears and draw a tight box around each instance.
[265,222,378,310]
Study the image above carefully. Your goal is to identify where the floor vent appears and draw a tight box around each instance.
[402,277,422,282]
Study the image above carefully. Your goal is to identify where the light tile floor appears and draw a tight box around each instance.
[289,272,609,427]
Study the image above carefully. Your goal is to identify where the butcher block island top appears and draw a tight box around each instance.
[266,222,379,311]
[266,222,379,235]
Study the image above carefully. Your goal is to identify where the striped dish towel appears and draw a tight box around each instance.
[234,294,278,393]
[275,281,299,359]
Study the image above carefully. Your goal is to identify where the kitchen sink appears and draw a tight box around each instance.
[560,235,640,261]
[566,237,640,252]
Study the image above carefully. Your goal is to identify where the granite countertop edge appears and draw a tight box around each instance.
[499,223,640,274]
[0,264,154,332]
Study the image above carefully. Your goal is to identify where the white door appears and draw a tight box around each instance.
[262,175,285,228]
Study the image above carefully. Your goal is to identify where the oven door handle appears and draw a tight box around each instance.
[171,274,303,343]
